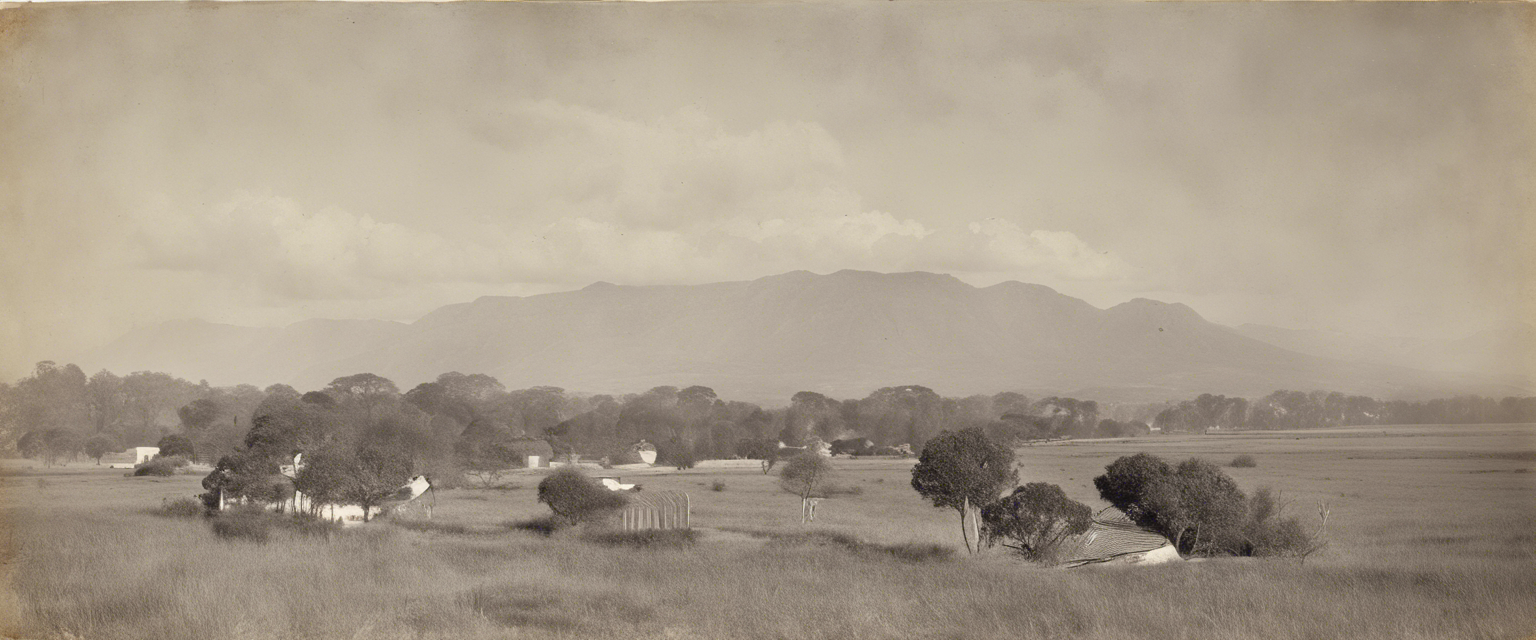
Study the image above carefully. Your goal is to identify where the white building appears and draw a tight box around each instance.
[217,453,432,526]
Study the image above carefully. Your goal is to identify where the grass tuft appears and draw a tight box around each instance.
[581,528,698,549]
[151,497,206,519]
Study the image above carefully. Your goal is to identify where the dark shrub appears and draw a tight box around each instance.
[881,542,955,563]
[393,520,477,536]
[710,480,727,492]
[1229,455,1258,468]
[1096,454,1321,558]
[209,508,338,543]
[829,438,875,457]
[537,468,630,526]
[154,497,206,519]
[133,456,187,477]
[766,530,865,550]
[210,508,273,543]
[508,515,568,537]
[156,434,196,460]
[282,514,341,539]
[582,529,698,549]
[765,530,954,563]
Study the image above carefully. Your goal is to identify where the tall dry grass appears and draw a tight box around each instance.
[4,424,1534,639]
[3,504,1534,640]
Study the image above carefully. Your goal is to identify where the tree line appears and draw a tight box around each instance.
[3,360,1533,472]
[1152,391,1536,432]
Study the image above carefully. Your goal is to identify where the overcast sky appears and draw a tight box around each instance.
[1,2,1532,382]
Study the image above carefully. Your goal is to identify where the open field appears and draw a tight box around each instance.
[2,424,1534,639]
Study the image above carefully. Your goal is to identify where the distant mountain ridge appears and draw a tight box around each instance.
[1233,321,1534,379]
[75,270,1529,403]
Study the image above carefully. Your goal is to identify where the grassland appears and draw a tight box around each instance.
[2,424,1534,639]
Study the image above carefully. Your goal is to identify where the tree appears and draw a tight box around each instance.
[435,372,506,403]
[201,451,290,510]
[178,398,223,432]
[16,431,44,460]
[19,429,82,466]
[293,445,413,522]
[655,437,696,470]
[156,434,196,459]
[980,483,1093,562]
[536,468,628,526]
[84,434,118,464]
[735,438,780,474]
[1092,452,1173,521]
[324,373,400,419]
[778,451,835,523]
[910,428,1017,554]
[300,391,337,407]
[121,371,195,445]
[86,370,126,434]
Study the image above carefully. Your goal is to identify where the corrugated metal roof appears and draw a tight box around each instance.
[624,490,690,509]
[1061,507,1174,566]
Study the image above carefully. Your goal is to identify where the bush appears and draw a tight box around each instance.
[582,529,697,549]
[209,508,273,543]
[1242,487,1326,558]
[208,508,338,543]
[710,480,727,492]
[156,434,196,460]
[508,515,568,537]
[154,497,206,519]
[393,520,477,536]
[1229,455,1258,468]
[537,468,629,526]
[133,456,188,477]
[765,530,954,563]
[881,542,955,563]
[1096,454,1323,558]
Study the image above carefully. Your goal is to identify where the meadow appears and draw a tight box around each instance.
[2,423,1533,639]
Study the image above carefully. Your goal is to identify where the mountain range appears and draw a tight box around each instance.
[74,270,1532,404]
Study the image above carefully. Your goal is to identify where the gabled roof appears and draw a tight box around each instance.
[623,490,689,510]
[1060,507,1173,567]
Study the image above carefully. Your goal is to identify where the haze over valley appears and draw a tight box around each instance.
[78,270,1531,403]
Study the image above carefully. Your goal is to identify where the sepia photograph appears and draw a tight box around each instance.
[0,1,1533,638]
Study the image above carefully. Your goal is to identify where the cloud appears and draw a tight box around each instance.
[124,104,1131,299]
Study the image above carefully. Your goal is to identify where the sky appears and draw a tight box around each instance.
[1,2,1533,382]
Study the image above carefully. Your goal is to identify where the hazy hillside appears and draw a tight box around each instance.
[1235,322,1535,381]
[76,271,1528,403]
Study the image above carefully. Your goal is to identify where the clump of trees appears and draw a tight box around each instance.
[1152,391,1536,433]
[293,446,413,522]
[1093,453,1325,558]
[909,430,1326,564]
